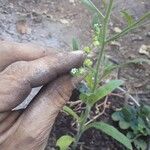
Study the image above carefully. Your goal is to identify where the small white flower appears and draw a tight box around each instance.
[71,68,78,74]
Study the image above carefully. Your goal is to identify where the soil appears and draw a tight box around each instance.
[0,0,149,150]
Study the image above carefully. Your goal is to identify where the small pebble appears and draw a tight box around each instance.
[113,27,122,33]
[139,44,150,57]
[110,41,121,47]
[60,19,70,25]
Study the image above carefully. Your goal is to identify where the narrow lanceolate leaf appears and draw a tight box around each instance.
[106,12,150,43]
[102,58,150,79]
[124,58,150,65]
[72,38,79,50]
[84,80,124,106]
[85,122,133,150]
[56,135,75,150]
[81,0,104,18]
[63,106,80,122]
[121,11,135,26]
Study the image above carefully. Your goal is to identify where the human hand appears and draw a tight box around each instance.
[0,41,84,150]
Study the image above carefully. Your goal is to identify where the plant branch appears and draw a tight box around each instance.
[92,0,114,92]
[72,2,114,149]
[106,12,150,43]
[68,100,82,106]
[72,105,91,149]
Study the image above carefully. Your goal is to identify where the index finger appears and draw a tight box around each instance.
[0,51,85,112]
[0,40,57,72]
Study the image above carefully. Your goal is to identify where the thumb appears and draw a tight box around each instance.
[8,75,77,150]
[0,50,85,112]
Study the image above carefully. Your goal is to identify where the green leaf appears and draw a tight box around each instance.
[79,92,91,104]
[85,122,133,150]
[140,104,150,117]
[119,120,130,129]
[137,117,149,135]
[106,12,150,43]
[72,38,79,50]
[88,80,124,106]
[122,58,150,66]
[56,135,75,150]
[121,11,135,26]
[102,58,150,79]
[81,0,104,19]
[112,111,123,121]
[122,107,132,122]
[63,106,80,122]
[133,138,147,150]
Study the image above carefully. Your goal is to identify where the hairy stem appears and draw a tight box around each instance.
[92,0,114,92]
[72,105,91,149]
[72,1,114,149]
[72,126,82,149]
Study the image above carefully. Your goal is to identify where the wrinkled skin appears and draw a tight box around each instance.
[0,41,85,150]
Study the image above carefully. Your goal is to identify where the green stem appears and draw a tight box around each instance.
[72,105,91,150]
[92,0,114,92]
[72,127,82,150]
[72,1,114,149]
[92,42,105,92]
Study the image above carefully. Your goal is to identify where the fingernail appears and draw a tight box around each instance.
[71,50,86,58]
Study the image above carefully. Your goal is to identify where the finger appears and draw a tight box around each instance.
[11,75,76,150]
[0,40,57,121]
[0,113,23,145]
[0,51,85,112]
[0,40,57,71]
[0,112,11,123]
[0,111,22,134]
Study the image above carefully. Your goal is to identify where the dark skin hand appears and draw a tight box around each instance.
[0,41,85,150]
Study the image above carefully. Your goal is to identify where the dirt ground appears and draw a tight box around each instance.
[0,0,149,149]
